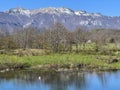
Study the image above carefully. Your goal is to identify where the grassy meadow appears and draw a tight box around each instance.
[0,43,120,71]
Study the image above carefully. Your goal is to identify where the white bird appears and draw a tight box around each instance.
[38,76,41,80]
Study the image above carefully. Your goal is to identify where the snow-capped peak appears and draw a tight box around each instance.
[31,7,102,17]
[5,7,31,16]
[5,7,102,17]
[74,10,102,17]
[31,7,74,15]
[74,11,87,15]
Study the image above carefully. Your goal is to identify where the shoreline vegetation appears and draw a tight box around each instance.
[0,48,120,72]
[1,23,120,72]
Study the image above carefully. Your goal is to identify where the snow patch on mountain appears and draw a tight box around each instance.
[23,20,33,28]
[74,11,102,17]
[31,7,74,15]
[5,7,102,17]
[5,7,31,16]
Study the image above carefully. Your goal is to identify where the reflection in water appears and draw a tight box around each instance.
[0,70,120,90]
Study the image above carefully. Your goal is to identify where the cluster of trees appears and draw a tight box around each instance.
[0,23,120,53]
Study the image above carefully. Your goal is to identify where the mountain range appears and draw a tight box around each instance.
[0,7,120,33]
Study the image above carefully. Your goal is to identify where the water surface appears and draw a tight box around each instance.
[0,70,120,90]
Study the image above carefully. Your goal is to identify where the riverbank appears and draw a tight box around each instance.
[0,53,120,72]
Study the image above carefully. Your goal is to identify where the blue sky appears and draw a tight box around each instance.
[0,0,120,16]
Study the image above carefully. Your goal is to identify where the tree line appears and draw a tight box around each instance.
[0,23,120,53]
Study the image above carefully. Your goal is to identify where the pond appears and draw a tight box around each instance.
[0,70,120,90]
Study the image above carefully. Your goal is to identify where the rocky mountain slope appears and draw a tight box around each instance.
[0,7,120,33]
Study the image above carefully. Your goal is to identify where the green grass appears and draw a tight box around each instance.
[0,43,120,70]
[72,43,96,51]
[0,53,120,70]
[0,53,96,65]
[72,43,117,51]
